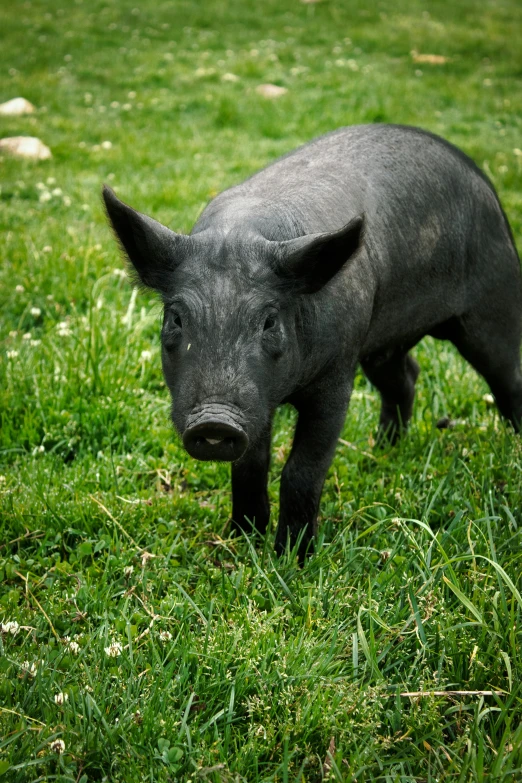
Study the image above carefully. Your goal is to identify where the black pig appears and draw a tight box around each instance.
[103,124,522,558]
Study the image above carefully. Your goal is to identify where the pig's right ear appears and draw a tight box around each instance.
[102,185,191,292]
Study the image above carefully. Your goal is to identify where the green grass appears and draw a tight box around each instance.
[1,0,522,780]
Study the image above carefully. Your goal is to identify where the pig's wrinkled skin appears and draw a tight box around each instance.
[103,124,522,558]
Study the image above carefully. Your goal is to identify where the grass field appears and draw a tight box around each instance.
[1,0,522,780]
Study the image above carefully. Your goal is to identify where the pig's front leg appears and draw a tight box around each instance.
[275,376,353,560]
[231,427,272,537]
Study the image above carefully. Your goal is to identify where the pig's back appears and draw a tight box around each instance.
[203,124,502,241]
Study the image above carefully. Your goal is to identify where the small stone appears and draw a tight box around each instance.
[410,51,449,65]
[255,83,288,98]
[0,97,36,116]
[0,136,52,160]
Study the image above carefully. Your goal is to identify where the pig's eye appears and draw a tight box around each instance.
[173,314,182,329]
[263,313,277,331]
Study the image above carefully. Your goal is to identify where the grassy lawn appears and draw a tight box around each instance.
[1,0,522,779]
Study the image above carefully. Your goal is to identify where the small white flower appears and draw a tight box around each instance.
[221,72,239,82]
[52,188,62,197]
[16,284,25,293]
[128,90,137,99]
[124,565,134,577]
[56,321,73,336]
[68,640,80,655]
[50,739,66,754]
[43,245,52,253]
[46,177,56,185]
[159,630,173,642]
[22,661,38,677]
[23,332,32,340]
[9,330,18,337]
[482,393,495,406]
[1,620,20,635]
[122,103,132,111]
[36,182,46,190]
[7,350,19,359]
[31,339,41,347]
[104,641,123,658]
[0,476,6,483]
[140,349,152,362]
[39,191,52,203]
[30,307,41,317]
[101,140,112,149]
[54,692,69,705]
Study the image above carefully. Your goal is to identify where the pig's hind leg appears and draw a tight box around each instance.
[449,306,522,432]
[360,347,420,444]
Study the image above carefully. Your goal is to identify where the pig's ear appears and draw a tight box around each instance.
[102,185,191,292]
[273,214,364,293]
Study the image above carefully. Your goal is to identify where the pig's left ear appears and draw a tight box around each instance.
[102,185,192,292]
[273,214,364,293]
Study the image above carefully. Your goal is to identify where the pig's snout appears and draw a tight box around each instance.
[183,405,248,462]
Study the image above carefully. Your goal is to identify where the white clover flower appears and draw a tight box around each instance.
[0,476,6,483]
[54,692,69,705]
[63,196,71,207]
[52,188,63,197]
[23,332,32,340]
[128,90,137,99]
[124,565,134,577]
[49,739,65,754]
[56,321,72,337]
[7,350,19,359]
[43,246,52,253]
[159,630,172,642]
[1,620,20,635]
[68,640,80,655]
[22,661,38,677]
[16,285,25,293]
[39,191,52,203]
[36,182,46,190]
[30,307,41,317]
[104,641,122,658]
[110,101,120,108]
[30,340,41,347]
[9,330,18,337]
[222,72,239,82]
[46,177,56,185]
[140,350,152,362]
[101,140,113,149]
[122,103,132,111]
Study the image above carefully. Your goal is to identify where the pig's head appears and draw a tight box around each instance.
[103,186,363,462]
